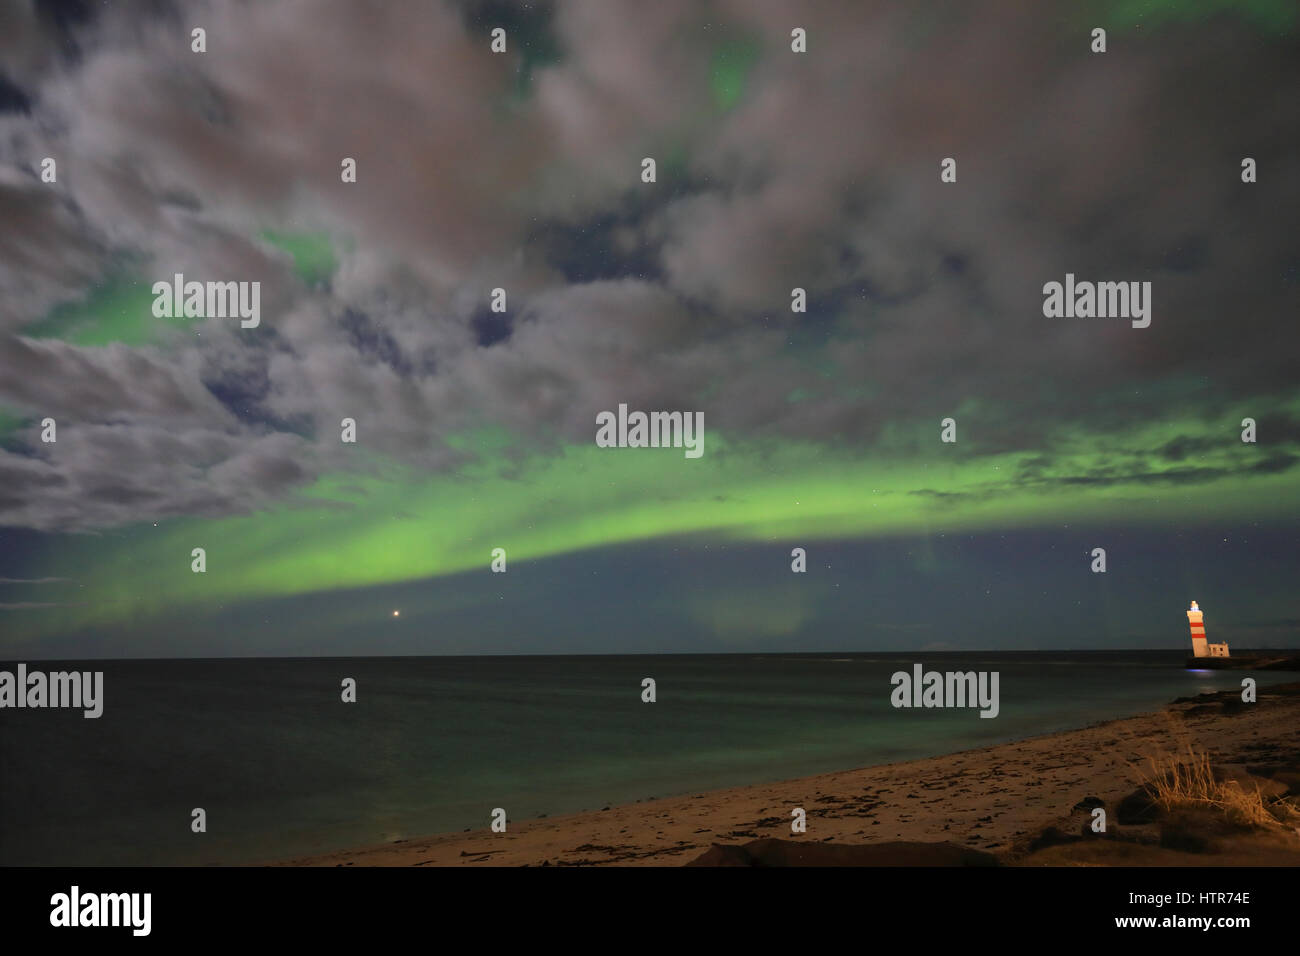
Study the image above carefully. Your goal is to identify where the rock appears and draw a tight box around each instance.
[1116,787,1161,824]
[1072,796,1105,812]
[1266,771,1300,796]
[1027,826,1079,851]
[1218,765,1292,800]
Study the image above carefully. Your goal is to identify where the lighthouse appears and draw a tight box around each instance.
[1187,601,1229,658]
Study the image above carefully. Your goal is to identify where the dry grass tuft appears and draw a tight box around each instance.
[1135,744,1278,827]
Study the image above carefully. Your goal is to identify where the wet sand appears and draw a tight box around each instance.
[273,684,1300,866]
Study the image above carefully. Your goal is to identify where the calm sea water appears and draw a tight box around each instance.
[0,651,1275,865]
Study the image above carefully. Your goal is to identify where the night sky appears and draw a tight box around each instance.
[0,0,1297,658]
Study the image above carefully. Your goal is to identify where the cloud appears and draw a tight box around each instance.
[0,0,1295,537]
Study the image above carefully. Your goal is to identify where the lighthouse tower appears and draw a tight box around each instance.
[1187,601,1208,657]
[1187,601,1230,658]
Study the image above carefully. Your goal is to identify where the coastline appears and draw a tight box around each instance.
[272,683,1300,867]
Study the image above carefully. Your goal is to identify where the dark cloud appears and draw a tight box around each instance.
[0,336,228,421]
[0,73,31,114]
[0,422,315,531]
[1159,435,1221,462]
[0,180,111,328]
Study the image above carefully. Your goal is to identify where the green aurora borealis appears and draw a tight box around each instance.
[9,240,1298,640]
[13,397,1300,641]
[1,0,1297,656]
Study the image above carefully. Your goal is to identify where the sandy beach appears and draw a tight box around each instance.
[274,683,1300,867]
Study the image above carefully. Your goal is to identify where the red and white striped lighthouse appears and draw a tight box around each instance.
[1187,601,1208,657]
[1187,601,1230,658]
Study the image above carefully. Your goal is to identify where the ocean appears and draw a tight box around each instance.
[0,651,1274,865]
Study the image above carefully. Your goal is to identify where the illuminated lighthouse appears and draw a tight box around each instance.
[1187,601,1229,658]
